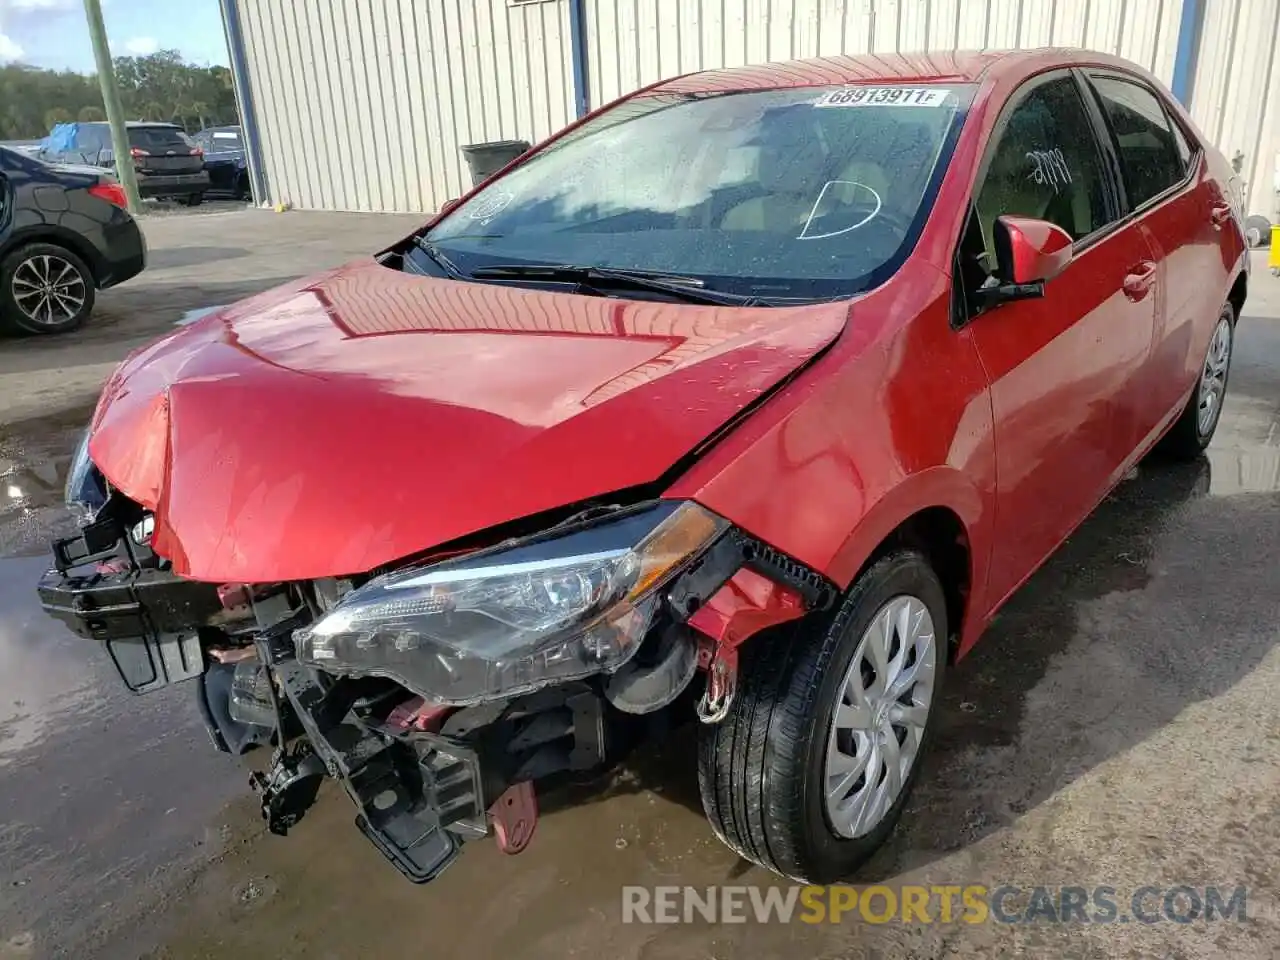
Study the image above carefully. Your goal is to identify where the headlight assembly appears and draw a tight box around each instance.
[295,501,728,705]
[64,429,107,523]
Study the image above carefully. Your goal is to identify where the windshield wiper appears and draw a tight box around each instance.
[469,263,768,307]
[410,236,467,280]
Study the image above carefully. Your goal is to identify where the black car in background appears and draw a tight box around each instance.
[0,146,145,335]
[192,126,252,201]
[39,122,210,206]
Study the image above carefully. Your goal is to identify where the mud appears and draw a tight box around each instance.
[0,233,1277,958]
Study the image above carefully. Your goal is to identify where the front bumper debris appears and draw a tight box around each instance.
[38,516,221,693]
[38,488,833,885]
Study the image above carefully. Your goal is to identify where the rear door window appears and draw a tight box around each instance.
[1088,75,1188,208]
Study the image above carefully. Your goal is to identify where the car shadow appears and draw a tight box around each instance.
[539,449,1279,883]
[144,246,253,270]
[860,452,1280,879]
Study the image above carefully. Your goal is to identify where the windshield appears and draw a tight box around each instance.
[425,83,971,301]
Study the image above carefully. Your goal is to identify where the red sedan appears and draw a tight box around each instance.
[41,49,1246,884]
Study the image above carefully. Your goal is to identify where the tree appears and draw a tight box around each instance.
[0,52,238,141]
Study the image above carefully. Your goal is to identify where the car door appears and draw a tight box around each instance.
[956,70,1160,613]
[1085,71,1237,444]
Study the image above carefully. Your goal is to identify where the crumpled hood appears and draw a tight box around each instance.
[88,260,847,582]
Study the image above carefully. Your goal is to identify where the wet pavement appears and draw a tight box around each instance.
[0,258,1277,958]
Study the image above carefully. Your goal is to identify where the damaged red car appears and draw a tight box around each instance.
[39,49,1247,884]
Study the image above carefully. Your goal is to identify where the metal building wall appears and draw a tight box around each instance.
[234,0,575,213]
[1189,0,1280,220]
[583,0,1186,108]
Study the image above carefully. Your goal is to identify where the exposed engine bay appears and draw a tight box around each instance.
[39,466,833,883]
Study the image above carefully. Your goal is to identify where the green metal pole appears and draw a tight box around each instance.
[82,0,141,213]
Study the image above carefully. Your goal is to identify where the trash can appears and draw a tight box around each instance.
[461,140,531,188]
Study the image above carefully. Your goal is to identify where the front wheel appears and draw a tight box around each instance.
[184,192,205,207]
[1158,302,1235,460]
[698,549,947,881]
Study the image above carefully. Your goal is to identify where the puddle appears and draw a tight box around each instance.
[176,305,226,326]
[0,407,91,557]
[0,556,100,766]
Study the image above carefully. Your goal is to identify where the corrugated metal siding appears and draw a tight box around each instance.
[235,0,574,213]
[584,0,1185,108]
[1190,0,1280,219]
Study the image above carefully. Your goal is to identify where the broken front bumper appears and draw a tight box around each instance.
[36,516,603,883]
[37,517,221,693]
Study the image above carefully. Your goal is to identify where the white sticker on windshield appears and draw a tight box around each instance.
[813,86,951,108]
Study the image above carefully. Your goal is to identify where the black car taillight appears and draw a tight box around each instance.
[88,181,128,208]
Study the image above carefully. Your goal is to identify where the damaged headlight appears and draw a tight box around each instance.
[64,428,107,523]
[295,501,727,705]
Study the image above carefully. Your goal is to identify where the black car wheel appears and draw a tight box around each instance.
[1158,302,1235,459]
[237,173,252,202]
[0,243,96,335]
[1245,214,1271,249]
[184,192,205,207]
[698,549,947,882]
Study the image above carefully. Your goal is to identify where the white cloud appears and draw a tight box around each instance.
[123,36,158,56]
[7,0,79,9]
[0,31,21,62]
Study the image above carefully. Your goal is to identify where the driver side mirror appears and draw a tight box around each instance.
[977,215,1074,308]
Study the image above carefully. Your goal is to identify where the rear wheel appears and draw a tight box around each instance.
[698,550,947,881]
[184,192,204,207]
[1158,303,1234,459]
[0,243,95,335]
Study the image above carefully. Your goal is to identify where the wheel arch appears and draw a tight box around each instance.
[1,226,106,286]
[1227,269,1246,321]
[824,468,991,662]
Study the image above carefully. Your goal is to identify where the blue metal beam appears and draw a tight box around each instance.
[567,0,591,118]
[1170,0,1206,105]
[217,0,269,204]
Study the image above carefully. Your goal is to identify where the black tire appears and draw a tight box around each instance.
[0,242,96,335]
[184,192,204,207]
[697,549,948,882]
[1158,302,1235,460]
[1245,214,1271,249]
[237,173,252,203]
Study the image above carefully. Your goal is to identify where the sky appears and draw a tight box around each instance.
[0,0,229,71]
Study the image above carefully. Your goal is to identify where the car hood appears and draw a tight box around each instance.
[88,260,848,582]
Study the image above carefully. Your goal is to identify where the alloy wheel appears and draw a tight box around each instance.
[11,254,87,327]
[825,594,937,839]
[1197,314,1232,436]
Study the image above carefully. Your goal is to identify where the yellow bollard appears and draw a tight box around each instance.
[1271,224,1280,277]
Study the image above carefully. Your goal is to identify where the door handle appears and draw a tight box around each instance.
[1210,203,1233,228]
[1123,261,1157,301]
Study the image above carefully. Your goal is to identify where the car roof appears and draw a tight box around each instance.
[80,121,183,129]
[654,47,1150,95]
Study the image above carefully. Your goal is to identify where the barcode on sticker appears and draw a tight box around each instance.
[814,87,951,108]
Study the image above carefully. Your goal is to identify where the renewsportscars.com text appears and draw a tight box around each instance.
[621,884,1248,925]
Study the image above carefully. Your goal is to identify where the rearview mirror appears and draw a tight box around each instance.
[977,216,1074,309]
